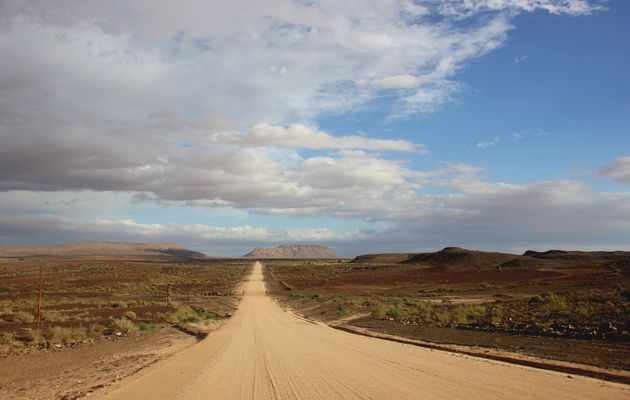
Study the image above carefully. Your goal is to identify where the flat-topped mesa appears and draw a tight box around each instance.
[0,241,208,260]
[243,244,342,259]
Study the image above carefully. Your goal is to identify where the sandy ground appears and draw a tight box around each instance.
[95,262,629,400]
[0,328,198,399]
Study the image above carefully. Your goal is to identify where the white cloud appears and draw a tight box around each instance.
[357,74,426,89]
[595,156,630,184]
[210,123,426,153]
[427,0,604,17]
[1,0,589,130]
[477,137,501,148]
[0,0,619,255]
[513,54,529,64]
[0,212,369,255]
[474,129,548,150]
[1,169,628,256]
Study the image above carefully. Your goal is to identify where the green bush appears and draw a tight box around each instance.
[46,326,87,344]
[533,292,569,314]
[573,303,592,317]
[469,305,486,320]
[453,305,486,324]
[138,322,156,331]
[110,301,128,308]
[416,301,432,321]
[385,307,401,319]
[124,311,137,320]
[170,306,200,323]
[370,304,386,319]
[433,308,451,324]
[453,306,470,324]
[112,317,139,334]
[20,329,43,344]
[88,324,106,337]
[488,307,504,324]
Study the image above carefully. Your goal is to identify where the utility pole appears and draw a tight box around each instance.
[35,266,43,332]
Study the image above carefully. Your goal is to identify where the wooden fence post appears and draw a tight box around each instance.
[35,266,43,332]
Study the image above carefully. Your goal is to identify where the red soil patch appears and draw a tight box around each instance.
[289,267,609,289]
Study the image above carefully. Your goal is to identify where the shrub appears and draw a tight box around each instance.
[138,322,156,331]
[112,317,139,334]
[170,306,200,323]
[489,307,504,324]
[433,308,451,325]
[416,301,432,321]
[336,304,350,317]
[14,311,35,323]
[124,311,137,320]
[533,292,569,314]
[452,305,486,324]
[43,310,68,322]
[370,304,386,319]
[19,329,42,343]
[469,305,486,320]
[0,332,14,345]
[110,301,128,308]
[385,307,401,319]
[574,303,592,317]
[88,324,106,337]
[46,326,87,344]
[453,305,470,324]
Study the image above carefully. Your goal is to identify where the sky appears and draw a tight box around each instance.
[0,0,628,256]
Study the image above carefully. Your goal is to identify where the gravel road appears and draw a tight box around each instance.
[97,262,629,399]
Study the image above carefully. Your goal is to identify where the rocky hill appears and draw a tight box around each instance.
[244,245,342,259]
[352,247,630,270]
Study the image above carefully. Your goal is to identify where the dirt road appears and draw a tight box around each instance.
[97,262,629,399]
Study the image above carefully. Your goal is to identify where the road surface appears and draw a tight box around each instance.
[98,262,629,399]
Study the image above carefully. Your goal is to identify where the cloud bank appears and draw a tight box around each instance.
[0,0,623,255]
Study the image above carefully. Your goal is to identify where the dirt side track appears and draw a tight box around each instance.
[95,263,629,400]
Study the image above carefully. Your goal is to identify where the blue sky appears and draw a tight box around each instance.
[0,0,628,256]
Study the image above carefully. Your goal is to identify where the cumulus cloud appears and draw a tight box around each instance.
[427,0,604,17]
[0,0,619,255]
[595,156,630,184]
[0,212,371,256]
[1,0,598,129]
[1,170,629,256]
[211,123,426,153]
[357,74,427,89]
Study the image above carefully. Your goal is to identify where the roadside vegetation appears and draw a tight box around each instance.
[0,259,249,355]
[265,258,630,370]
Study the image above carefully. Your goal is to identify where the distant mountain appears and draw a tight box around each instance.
[244,245,342,259]
[0,241,208,260]
[352,247,630,270]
